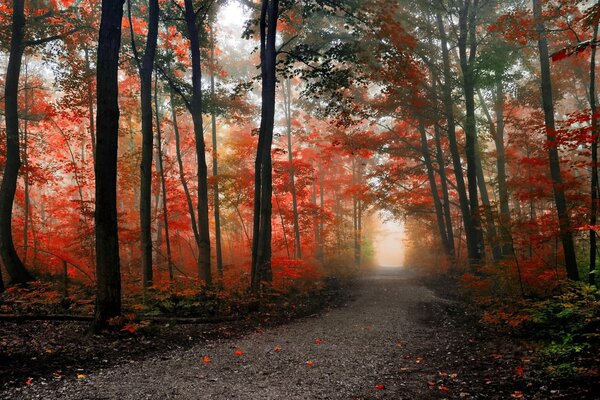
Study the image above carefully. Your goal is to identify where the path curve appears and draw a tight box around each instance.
[7,268,465,400]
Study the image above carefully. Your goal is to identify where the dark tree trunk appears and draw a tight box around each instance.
[418,123,451,256]
[251,0,279,290]
[284,78,301,259]
[532,0,579,280]
[457,0,483,265]
[436,12,480,267]
[94,0,125,328]
[155,79,174,284]
[590,14,599,285]
[0,0,35,285]
[170,91,200,245]
[475,142,502,262]
[210,29,223,278]
[183,0,211,285]
[129,0,159,292]
[433,123,455,258]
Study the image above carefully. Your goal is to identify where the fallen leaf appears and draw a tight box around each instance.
[306,360,314,366]
[45,348,53,354]
[314,338,323,344]
[76,374,86,379]
[438,386,449,391]
[415,357,423,364]
[25,378,33,385]
[234,349,244,356]
[202,356,212,363]
[396,340,402,348]
[516,366,524,376]
[511,391,524,399]
[427,381,436,387]
[375,384,385,390]
[274,346,282,352]
[399,367,410,373]
[438,372,448,377]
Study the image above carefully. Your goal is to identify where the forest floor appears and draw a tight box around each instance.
[1,267,598,399]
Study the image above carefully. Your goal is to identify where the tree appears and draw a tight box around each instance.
[251,0,279,290]
[94,0,126,327]
[532,0,579,281]
[0,0,35,286]
[127,0,160,292]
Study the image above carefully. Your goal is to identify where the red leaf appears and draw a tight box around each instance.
[375,384,385,390]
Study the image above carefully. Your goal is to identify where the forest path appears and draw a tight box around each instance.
[7,268,528,400]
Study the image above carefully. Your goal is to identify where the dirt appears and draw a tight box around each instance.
[1,268,597,399]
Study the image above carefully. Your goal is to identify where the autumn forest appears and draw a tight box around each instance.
[1,0,599,398]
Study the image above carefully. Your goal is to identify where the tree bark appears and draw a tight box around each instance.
[170,91,200,247]
[0,0,35,285]
[183,0,211,285]
[283,78,302,259]
[532,0,579,280]
[251,0,279,290]
[590,13,599,285]
[475,141,502,262]
[457,0,484,265]
[418,123,451,256]
[436,12,480,267]
[129,0,159,292]
[210,28,224,278]
[433,123,455,258]
[94,0,125,328]
[155,79,174,284]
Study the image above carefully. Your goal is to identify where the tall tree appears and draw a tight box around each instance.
[532,0,579,280]
[0,0,35,285]
[94,0,126,327]
[251,0,279,290]
[127,0,160,292]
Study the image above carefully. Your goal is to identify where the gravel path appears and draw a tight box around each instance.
[4,268,512,400]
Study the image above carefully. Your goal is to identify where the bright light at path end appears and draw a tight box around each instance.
[374,217,405,268]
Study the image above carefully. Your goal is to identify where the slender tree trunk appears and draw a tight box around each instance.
[475,142,502,262]
[419,123,451,256]
[85,48,96,163]
[170,91,200,246]
[436,12,480,267]
[433,123,455,257]
[533,0,579,280]
[155,78,174,284]
[129,0,159,292]
[457,0,483,264]
[22,63,30,265]
[94,0,125,327]
[283,77,301,259]
[251,0,279,290]
[210,28,223,278]
[184,0,211,284]
[0,0,34,285]
[590,15,599,285]
[274,191,291,258]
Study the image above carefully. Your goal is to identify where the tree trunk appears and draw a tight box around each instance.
[436,12,480,267]
[22,63,30,265]
[457,0,483,265]
[155,79,174,284]
[85,48,96,164]
[532,0,579,280]
[94,0,125,328]
[0,0,35,285]
[475,142,502,262]
[210,28,223,278]
[418,123,451,256]
[433,123,455,258]
[590,14,599,285]
[170,91,200,246]
[183,0,211,285]
[283,77,302,259]
[130,0,159,292]
[251,0,279,290]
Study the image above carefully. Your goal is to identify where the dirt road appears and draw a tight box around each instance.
[4,268,557,399]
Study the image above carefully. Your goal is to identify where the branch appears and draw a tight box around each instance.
[25,29,79,47]
[127,0,142,71]
[157,64,192,112]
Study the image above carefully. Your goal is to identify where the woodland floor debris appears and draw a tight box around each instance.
[1,268,598,399]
